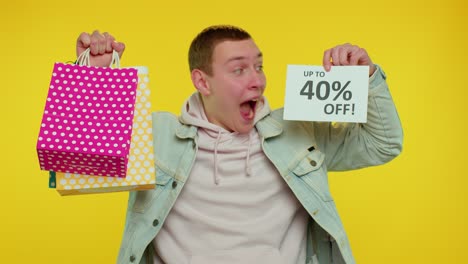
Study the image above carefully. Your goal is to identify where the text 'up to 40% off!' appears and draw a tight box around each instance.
[284,65,369,123]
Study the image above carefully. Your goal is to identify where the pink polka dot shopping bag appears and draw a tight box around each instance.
[37,49,139,178]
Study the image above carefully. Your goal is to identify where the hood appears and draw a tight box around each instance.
[179,92,271,184]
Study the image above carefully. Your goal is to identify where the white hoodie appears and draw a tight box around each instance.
[153,93,308,264]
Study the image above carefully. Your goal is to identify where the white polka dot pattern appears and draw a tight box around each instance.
[53,67,156,195]
[37,63,138,177]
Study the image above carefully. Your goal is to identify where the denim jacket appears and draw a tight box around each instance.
[116,66,403,264]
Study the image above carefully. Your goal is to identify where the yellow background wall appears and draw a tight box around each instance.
[3,0,466,263]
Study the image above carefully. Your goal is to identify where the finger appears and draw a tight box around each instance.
[345,45,362,65]
[338,50,349,65]
[112,41,126,58]
[354,47,373,66]
[89,30,100,55]
[323,49,332,71]
[97,32,106,55]
[90,30,105,55]
[357,48,372,66]
[330,46,341,66]
[76,32,91,56]
[338,44,352,65]
[103,32,115,53]
[349,48,364,65]
[77,32,91,48]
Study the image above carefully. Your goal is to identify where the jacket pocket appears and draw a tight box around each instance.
[132,166,172,213]
[292,148,334,202]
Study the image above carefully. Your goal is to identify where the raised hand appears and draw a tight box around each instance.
[76,30,125,67]
[323,43,376,76]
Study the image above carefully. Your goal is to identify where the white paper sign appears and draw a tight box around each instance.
[284,65,369,123]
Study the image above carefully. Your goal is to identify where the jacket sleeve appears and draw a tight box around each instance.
[312,65,403,171]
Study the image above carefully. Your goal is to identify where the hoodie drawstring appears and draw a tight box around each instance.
[214,130,253,184]
[213,131,222,185]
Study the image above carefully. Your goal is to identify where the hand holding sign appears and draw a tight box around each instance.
[323,43,376,76]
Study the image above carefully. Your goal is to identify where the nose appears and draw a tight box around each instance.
[249,70,266,90]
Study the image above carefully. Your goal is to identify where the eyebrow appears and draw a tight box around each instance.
[225,52,263,64]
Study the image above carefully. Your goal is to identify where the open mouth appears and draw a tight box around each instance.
[240,98,259,121]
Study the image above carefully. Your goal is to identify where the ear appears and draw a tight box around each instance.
[191,69,211,96]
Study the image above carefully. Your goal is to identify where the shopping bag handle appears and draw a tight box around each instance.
[75,48,120,68]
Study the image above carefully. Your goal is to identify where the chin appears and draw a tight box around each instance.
[235,124,255,134]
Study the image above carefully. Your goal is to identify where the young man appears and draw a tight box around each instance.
[77,25,402,264]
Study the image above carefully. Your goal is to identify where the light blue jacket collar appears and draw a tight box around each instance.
[175,116,197,139]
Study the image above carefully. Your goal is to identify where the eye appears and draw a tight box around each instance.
[256,65,264,72]
[233,68,244,75]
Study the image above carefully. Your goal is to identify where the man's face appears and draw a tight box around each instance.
[201,39,266,134]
